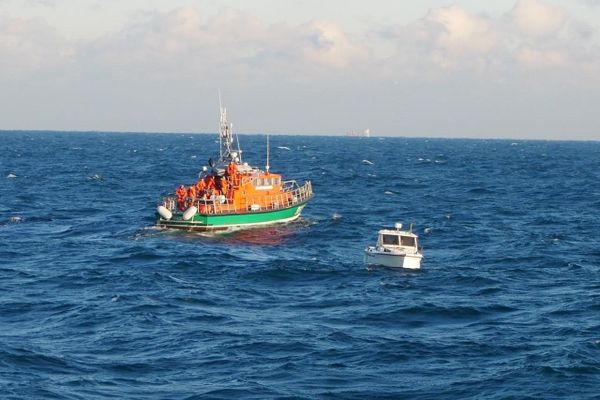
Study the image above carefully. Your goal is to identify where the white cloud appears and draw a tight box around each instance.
[509,0,568,37]
[1,1,600,138]
[427,5,497,57]
[379,0,600,80]
[296,20,368,68]
[0,12,74,79]
[76,7,369,87]
[2,2,598,85]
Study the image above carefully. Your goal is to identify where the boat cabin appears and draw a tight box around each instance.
[377,224,419,250]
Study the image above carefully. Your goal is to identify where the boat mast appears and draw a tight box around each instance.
[266,134,270,173]
[218,93,234,162]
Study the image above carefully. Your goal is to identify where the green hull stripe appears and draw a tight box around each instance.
[158,203,305,228]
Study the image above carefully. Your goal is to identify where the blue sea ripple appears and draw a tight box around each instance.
[1,131,599,399]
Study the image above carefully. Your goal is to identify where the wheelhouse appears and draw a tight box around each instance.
[378,230,418,249]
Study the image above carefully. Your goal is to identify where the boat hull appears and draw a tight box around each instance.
[364,247,422,269]
[156,203,306,231]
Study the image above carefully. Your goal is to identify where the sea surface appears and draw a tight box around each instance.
[1,131,599,399]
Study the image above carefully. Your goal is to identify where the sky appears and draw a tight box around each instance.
[1,0,600,139]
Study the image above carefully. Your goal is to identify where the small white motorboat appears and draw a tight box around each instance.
[364,223,423,269]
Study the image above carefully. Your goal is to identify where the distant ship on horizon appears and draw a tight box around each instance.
[347,128,371,137]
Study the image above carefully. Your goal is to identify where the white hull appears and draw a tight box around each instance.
[364,247,422,269]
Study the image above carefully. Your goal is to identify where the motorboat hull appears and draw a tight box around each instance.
[364,246,422,269]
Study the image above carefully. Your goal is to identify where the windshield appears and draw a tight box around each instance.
[401,236,416,247]
[382,234,400,245]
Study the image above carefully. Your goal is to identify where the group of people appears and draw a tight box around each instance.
[175,161,239,211]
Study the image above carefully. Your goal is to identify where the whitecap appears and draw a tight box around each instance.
[277,146,291,151]
[6,173,17,178]
[168,275,192,285]
[191,155,197,159]
[9,216,22,223]
[362,159,374,165]
[111,295,120,302]
[384,191,395,195]
[331,212,342,220]
[424,227,432,234]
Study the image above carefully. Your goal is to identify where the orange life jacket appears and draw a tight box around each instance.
[205,175,215,189]
[221,180,228,195]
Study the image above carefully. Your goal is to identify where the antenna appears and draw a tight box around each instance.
[236,132,242,163]
[218,90,223,159]
[266,134,270,173]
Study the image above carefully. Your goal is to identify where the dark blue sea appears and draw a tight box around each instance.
[1,131,599,399]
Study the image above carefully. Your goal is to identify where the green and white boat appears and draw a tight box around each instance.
[155,103,313,231]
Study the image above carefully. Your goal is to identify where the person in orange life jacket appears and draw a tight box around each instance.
[220,178,229,198]
[188,185,197,200]
[205,175,216,189]
[186,185,197,208]
[176,184,187,210]
[226,161,237,176]
[228,162,240,186]
[176,184,186,198]
[195,179,206,196]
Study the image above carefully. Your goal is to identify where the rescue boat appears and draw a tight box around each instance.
[155,103,313,231]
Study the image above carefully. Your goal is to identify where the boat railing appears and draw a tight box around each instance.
[160,180,313,216]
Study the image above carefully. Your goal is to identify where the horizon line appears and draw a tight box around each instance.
[0,129,598,143]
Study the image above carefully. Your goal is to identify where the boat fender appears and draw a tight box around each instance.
[182,206,197,221]
[157,205,172,221]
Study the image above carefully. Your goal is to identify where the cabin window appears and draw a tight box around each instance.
[255,177,278,187]
[382,235,400,245]
[401,236,416,247]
